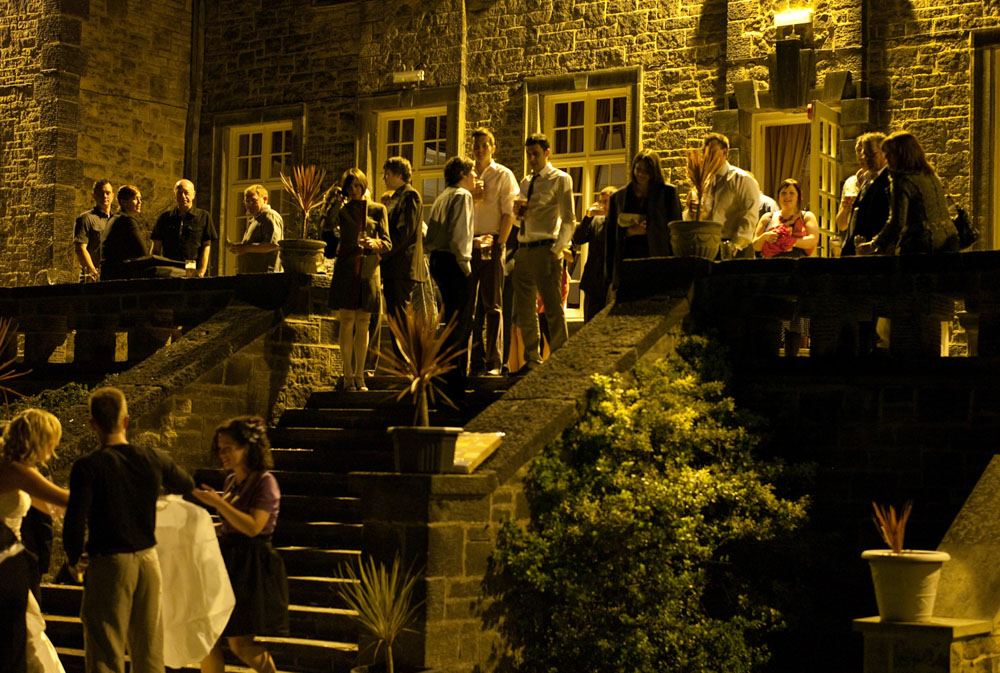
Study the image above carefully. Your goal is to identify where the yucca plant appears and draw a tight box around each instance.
[339,555,423,673]
[0,317,28,411]
[280,164,327,239]
[684,142,727,220]
[376,305,466,427]
[872,500,912,554]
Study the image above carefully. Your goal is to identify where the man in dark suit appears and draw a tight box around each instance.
[573,186,616,322]
[380,157,426,351]
[837,132,890,256]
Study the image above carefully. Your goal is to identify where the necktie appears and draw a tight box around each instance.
[526,173,538,203]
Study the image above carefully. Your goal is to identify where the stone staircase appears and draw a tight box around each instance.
[39,375,507,673]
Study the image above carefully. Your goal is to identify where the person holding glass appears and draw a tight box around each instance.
[604,149,682,292]
[751,179,819,258]
[322,168,391,392]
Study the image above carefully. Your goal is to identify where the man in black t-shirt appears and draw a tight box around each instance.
[151,179,218,277]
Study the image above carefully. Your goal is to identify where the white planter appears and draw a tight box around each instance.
[861,549,951,622]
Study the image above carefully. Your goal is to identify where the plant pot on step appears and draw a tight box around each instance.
[668,220,723,260]
[861,549,951,622]
[278,238,327,274]
[388,426,462,473]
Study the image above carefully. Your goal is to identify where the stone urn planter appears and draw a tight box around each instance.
[387,426,461,473]
[278,238,326,274]
[861,549,951,622]
[668,220,723,260]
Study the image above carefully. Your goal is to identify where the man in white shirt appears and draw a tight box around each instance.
[469,128,519,376]
[230,184,283,273]
[424,156,476,399]
[685,132,760,258]
[512,133,576,373]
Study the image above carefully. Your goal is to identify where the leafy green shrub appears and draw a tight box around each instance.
[486,335,809,673]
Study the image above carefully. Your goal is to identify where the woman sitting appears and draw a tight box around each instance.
[604,149,682,292]
[752,179,819,258]
[859,131,959,255]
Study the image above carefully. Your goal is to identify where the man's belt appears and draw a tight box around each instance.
[519,238,556,249]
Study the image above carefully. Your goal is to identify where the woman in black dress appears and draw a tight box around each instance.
[604,149,682,292]
[322,169,391,391]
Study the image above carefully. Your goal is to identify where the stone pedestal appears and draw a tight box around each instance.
[853,617,993,673]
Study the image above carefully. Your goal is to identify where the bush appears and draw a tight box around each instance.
[486,335,809,673]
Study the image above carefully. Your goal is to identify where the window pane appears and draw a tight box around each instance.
[437,115,447,141]
[570,128,584,153]
[595,125,610,151]
[272,131,283,153]
[570,101,584,127]
[611,123,626,150]
[250,157,261,179]
[555,129,567,155]
[238,158,248,181]
[388,120,400,144]
[611,163,628,188]
[251,133,262,155]
[234,192,248,240]
[425,116,437,142]
[565,165,584,220]
[596,98,610,125]
[402,118,414,142]
[555,103,567,128]
[238,134,249,156]
[612,97,627,122]
[270,155,287,179]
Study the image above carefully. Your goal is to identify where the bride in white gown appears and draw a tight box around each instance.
[0,409,70,673]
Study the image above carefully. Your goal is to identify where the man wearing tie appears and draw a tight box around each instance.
[685,132,760,258]
[511,133,576,373]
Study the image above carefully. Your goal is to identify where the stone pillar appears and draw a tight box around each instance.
[20,315,68,365]
[852,617,993,673]
[128,309,178,362]
[73,314,118,366]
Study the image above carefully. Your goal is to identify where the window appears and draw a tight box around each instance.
[221,121,295,276]
[379,108,448,220]
[543,90,630,220]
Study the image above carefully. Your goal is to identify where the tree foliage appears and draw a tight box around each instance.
[486,335,809,673]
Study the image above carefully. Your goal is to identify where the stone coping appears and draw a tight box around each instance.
[452,431,505,474]
[853,616,992,639]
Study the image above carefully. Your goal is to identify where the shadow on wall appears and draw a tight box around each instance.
[694,0,729,109]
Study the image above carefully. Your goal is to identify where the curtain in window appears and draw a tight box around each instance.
[764,124,810,207]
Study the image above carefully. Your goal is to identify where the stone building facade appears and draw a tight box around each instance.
[1,0,996,284]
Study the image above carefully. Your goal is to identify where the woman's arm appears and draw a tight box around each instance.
[2,462,70,509]
[793,212,820,251]
[751,213,775,251]
[192,484,270,537]
[872,174,905,253]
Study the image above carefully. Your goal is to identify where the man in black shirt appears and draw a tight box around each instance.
[151,179,218,277]
[64,387,194,673]
[74,179,114,282]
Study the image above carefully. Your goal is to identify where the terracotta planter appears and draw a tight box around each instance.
[861,549,951,622]
[387,426,462,473]
[278,238,326,274]
[668,220,723,260]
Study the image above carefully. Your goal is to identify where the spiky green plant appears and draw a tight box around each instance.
[0,317,28,411]
[872,501,912,554]
[376,305,465,427]
[339,555,423,673]
[280,164,327,238]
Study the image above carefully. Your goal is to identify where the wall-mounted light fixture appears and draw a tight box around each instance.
[774,7,813,42]
[392,70,425,84]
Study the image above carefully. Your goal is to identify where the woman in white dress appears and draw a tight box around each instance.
[0,409,70,673]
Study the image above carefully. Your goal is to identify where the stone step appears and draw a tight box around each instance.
[193,469,350,495]
[270,448,392,475]
[276,546,360,578]
[278,407,466,430]
[269,427,390,453]
[305,383,508,411]
[288,576,357,609]
[273,520,362,548]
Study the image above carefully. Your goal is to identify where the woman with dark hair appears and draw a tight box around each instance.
[860,131,958,255]
[604,148,682,291]
[752,179,819,258]
[193,416,288,673]
[322,168,391,391]
[99,185,149,280]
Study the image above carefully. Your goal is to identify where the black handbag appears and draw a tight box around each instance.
[948,195,979,250]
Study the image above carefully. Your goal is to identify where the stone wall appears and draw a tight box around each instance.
[0,3,51,286]
[75,0,192,228]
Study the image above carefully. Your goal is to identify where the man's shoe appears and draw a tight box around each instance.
[486,368,502,376]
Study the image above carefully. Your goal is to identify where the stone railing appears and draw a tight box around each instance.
[617,250,1000,359]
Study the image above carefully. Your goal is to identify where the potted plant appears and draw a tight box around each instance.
[861,501,950,622]
[670,143,726,260]
[339,554,424,673]
[376,306,465,473]
[278,164,328,274]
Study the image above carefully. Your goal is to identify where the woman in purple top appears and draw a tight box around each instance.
[193,416,288,673]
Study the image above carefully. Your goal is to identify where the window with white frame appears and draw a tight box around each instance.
[543,90,630,220]
[378,108,448,220]
[221,121,295,276]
